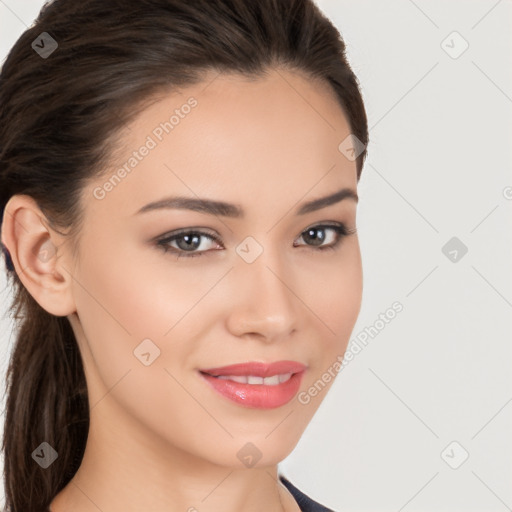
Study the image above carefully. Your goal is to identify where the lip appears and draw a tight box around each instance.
[198,360,307,409]
[199,360,307,377]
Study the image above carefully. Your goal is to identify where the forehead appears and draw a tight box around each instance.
[84,68,357,220]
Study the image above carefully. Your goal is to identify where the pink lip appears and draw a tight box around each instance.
[198,360,307,409]
[199,360,307,377]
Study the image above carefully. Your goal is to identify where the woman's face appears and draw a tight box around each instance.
[68,68,362,468]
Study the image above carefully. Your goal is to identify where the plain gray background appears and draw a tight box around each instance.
[1,1,511,511]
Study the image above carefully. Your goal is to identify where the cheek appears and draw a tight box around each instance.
[71,253,216,443]
[80,237,212,338]
[295,249,362,410]
[309,244,363,346]
[72,238,225,391]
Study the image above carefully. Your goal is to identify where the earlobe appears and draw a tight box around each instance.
[1,194,77,317]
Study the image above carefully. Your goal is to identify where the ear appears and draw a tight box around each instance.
[1,194,77,317]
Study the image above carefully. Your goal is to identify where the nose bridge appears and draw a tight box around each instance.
[228,239,299,338]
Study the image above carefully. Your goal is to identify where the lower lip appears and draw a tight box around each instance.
[199,370,305,409]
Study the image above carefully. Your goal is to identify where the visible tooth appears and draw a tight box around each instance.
[230,375,248,384]
[217,375,248,383]
[214,374,292,385]
[262,375,280,386]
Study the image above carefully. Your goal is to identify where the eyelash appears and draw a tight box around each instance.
[155,222,357,260]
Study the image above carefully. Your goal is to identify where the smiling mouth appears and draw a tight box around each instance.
[197,365,307,409]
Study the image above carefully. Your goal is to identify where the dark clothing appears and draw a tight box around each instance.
[279,474,335,511]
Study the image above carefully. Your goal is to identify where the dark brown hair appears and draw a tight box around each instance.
[0,0,368,510]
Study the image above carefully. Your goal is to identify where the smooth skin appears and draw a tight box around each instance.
[2,67,363,512]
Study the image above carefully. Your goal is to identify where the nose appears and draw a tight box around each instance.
[225,249,300,343]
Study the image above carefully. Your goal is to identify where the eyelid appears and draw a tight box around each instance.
[158,226,218,239]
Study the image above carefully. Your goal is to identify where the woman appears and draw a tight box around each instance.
[0,0,368,510]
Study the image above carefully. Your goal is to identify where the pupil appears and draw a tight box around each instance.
[305,228,324,246]
[180,234,200,250]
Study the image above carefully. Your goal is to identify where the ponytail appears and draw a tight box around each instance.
[2,277,89,511]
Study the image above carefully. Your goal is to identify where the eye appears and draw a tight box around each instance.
[155,222,356,259]
[294,223,357,253]
[156,228,221,259]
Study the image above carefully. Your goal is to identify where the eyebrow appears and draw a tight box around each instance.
[134,187,358,218]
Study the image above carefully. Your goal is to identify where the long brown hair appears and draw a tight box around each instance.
[0,1,368,510]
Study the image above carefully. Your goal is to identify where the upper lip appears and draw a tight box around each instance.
[199,360,307,377]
